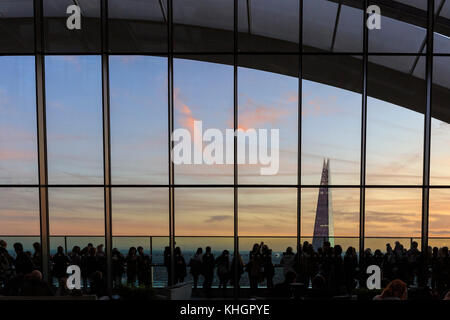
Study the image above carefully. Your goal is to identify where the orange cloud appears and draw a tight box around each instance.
[234,95,294,130]
[174,87,198,134]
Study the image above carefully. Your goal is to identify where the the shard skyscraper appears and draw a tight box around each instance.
[312,159,334,251]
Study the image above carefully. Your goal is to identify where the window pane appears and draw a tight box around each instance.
[303,0,337,52]
[365,188,422,238]
[435,1,450,53]
[239,188,297,236]
[0,56,38,184]
[174,0,233,52]
[175,188,234,236]
[110,56,168,184]
[301,188,359,237]
[368,3,426,53]
[49,188,104,236]
[429,189,450,245]
[112,188,168,236]
[366,56,425,185]
[0,0,34,53]
[0,188,39,235]
[43,0,101,53]
[431,56,450,185]
[174,58,233,184]
[239,0,299,52]
[108,0,167,53]
[46,56,103,184]
[303,0,363,52]
[302,55,362,185]
[238,55,298,184]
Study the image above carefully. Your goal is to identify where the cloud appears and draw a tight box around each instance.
[302,95,343,118]
[174,87,198,134]
[0,150,36,161]
[234,93,296,130]
[205,215,233,223]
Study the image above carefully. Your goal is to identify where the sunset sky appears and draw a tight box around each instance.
[0,55,449,247]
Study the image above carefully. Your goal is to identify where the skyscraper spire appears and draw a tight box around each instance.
[312,159,334,251]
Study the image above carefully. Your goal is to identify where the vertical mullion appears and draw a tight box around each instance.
[34,0,50,283]
[101,0,112,292]
[297,0,303,263]
[167,0,175,287]
[359,0,369,260]
[233,0,239,300]
[421,0,434,262]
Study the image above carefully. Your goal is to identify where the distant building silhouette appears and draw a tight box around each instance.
[312,159,334,251]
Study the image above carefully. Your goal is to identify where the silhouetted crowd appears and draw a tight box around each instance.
[1,238,450,300]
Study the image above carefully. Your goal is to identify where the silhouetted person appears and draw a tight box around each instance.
[126,247,138,287]
[216,250,230,291]
[164,246,172,286]
[0,240,13,288]
[32,242,42,271]
[175,247,187,284]
[280,247,296,276]
[52,246,70,282]
[274,270,297,298]
[137,246,149,286]
[86,247,98,286]
[90,271,107,297]
[373,279,408,300]
[344,246,357,294]
[247,243,263,295]
[96,244,107,275]
[202,247,215,294]
[21,270,54,296]
[111,248,125,287]
[262,245,274,289]
[230,253,244,289]
[13,242,33,276]
[189,248,203,290]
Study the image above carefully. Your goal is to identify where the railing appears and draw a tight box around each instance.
[2,235,449,288]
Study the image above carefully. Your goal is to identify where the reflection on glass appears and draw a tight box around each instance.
[0,57,38,184]
[368,11,426,53]
[112,188,168,236]
[0,188,39,235]
[301,56,361,185]
[49,188,104,236]
[301,188,359,237]
[238,60,298,184]
[238,188,296,236]
[303,0,338,52]
[46,56,103,184]
[0,0,34,53]
[239,0,299,52]
[175,188,234,236]
[431,57,450,185]
[174,0,233,52]
[429,189,450,243]
[43,0,101,52]
[174,58,233,184]
[304,1,363,52]
[435,1,450,53]
[108,0,167,52]
[365,188,422,238]
[110,56,168,184]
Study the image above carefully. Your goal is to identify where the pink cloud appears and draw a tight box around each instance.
[0,150,36,161]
